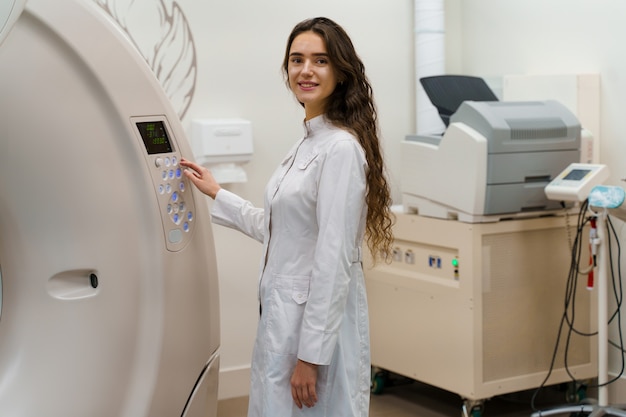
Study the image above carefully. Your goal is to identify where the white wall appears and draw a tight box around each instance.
[174,0,415,399]
[445,0,626,400]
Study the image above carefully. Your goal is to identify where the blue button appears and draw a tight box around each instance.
[183,222,190,232]
[172,191,178,202]
[187,211,193,221]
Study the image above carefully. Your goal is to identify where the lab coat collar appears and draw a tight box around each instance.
[303,114,329,138]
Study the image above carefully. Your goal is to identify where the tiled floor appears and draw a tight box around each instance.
[217,378,580,417]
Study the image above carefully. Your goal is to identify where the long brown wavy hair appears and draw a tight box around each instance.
[282,17,394,263]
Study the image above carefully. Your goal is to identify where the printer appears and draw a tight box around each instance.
[401,99,581,222]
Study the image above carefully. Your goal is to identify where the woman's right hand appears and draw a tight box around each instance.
[180,158,221,199]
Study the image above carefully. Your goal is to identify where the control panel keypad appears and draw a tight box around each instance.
[155,155,194,244]
[132,117,196,252]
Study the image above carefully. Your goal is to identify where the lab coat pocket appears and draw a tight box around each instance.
[297,152,318,170]
[265,274,310,355]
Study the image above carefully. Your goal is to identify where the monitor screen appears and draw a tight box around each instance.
[136,121,174,154]
[563,169,591,181]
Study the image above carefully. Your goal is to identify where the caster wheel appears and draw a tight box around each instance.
[566,382,588,403]
[470,407,482,417]
[370,371,387,395]
[462,401,484,417]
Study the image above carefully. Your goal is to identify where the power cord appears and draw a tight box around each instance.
[531,201,626,411]
[531,200,591,411]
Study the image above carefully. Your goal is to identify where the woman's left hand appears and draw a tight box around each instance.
[290,359,319,409]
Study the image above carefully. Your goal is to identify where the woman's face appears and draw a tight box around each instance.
[287,31,338,120]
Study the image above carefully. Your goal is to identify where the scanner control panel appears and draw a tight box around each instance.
[132,116,195,251]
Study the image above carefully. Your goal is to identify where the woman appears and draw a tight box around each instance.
[181,17,394,417]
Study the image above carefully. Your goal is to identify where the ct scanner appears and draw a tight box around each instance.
[0,0,220,415]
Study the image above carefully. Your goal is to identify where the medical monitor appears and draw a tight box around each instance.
[545,163,609,202]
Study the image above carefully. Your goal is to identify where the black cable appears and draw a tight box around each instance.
[562,202,597,382]
[531,201,590,411]
[530,196,626,413]
[533,205,626,405]
[557,209,626,391]
[589,215,626,388]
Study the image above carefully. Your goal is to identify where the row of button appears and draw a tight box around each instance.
[161,167,183,181]
[158,181,185,195]
[155,156,178,168]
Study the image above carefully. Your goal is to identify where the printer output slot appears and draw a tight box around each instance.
[524,175,551,183]
[521,205,547,212]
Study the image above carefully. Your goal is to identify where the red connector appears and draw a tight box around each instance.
[588,217,597,290]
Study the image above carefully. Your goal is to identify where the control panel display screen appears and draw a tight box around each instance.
[137,121,174,154]
[563,169,591,182]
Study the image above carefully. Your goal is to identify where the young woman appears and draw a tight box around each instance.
[181,16,394,417]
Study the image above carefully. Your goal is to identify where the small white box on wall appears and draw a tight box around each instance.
[190,118,254,183]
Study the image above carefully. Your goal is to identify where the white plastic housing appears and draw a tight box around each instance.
[545,163,609,203]
[0,1,220,415]
[191,118,254,164]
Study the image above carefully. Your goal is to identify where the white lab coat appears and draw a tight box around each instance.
[211,115,371,417]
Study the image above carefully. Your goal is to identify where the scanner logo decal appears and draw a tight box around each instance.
[93,0,197,120]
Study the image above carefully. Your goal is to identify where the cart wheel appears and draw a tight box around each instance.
[370,371,387,395]
[577,384,587,402]
[565,381,588,403]
[462,400,484,417]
